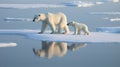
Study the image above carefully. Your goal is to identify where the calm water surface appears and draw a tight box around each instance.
[0,34,120,67]
[0,1,120,67]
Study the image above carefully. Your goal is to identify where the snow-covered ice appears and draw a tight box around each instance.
[0,29,120,43]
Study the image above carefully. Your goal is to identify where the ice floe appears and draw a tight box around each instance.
[0,43,17,48]
[0,29,120,43]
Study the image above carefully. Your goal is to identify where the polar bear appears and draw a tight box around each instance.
[33,12,70,34]
[67,21,90,35]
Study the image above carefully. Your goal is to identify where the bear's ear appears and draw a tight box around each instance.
[72,21,75,23]
[72,21,75,24]
[38,14,41,16]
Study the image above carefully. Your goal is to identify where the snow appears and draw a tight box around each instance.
[0,29,120,43]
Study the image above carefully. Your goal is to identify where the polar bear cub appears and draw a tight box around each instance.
[67,21,90,35]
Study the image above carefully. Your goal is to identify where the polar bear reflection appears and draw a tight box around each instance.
[33,41,86,59]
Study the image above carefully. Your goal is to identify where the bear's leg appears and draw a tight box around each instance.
[74,27,78,35]
[84,28,90,35]
[58,25,62,34]
[63,25,70,34]
[38,22,48,34]
[78,29,81,35]
[50,24,56,34]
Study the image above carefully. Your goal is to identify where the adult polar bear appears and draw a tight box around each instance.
[33,12,70,34]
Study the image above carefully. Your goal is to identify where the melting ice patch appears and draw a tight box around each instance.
[0,29,120,43]
[4,17,33,22]
[0,43,17,48]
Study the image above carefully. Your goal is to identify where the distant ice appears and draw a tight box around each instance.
[103,17,120,22]
[95,2,104,5]
[4,17,33,22]
[0,0,119,9]
[0,4,65,9]
[62,1,95,7]
[96,27,120,33]
[90,12,120,15]
[0,43,17,48]
[110,18,120,22]
[112,0,120,3]
[0,29,120,43]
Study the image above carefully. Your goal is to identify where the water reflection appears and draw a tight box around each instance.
[33,41,87,59]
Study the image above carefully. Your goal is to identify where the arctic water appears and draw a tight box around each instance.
[0,0,120,67]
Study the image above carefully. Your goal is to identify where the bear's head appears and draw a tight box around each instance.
[33,48,46,58]
[67,21,76,26]
[33,14,46,22]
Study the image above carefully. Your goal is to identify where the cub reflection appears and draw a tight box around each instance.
[33,41,86,59]
[68,43,87,51]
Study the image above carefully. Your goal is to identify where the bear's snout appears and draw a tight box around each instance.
[33,17,36,22]
[67,23,70,25]
[33,19,35,22]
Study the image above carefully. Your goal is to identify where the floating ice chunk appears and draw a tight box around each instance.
[0,43,17,47]
[112,0,120,2]
[110,18,120,22]
[96,27,120,33]
[103,17,120,22]
[95,2,104,4]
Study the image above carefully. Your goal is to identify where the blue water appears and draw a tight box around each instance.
[0,0,120,67]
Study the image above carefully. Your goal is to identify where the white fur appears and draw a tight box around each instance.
[67,21,90,35]
[33,12,70,34]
